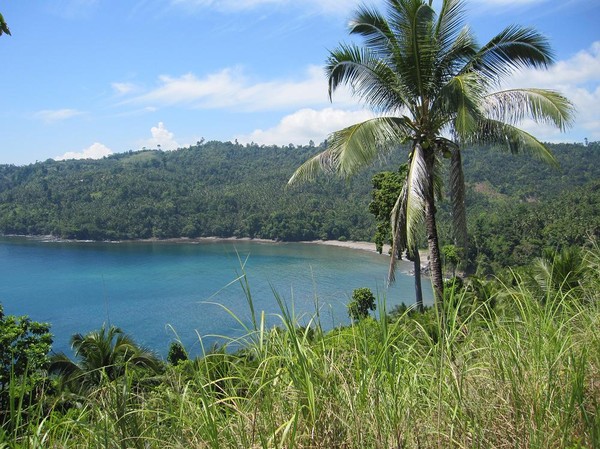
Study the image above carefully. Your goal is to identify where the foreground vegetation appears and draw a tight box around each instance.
[1,244,598,448]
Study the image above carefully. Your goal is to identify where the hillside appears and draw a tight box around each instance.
[0,140,598,269]
[0,141,396,242]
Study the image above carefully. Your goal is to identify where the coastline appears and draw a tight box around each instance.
[2,233,430,269]
[308,239,430,269]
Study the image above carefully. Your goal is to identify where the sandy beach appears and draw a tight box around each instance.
[307,239,430,268]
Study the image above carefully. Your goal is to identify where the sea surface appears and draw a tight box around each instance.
[0,236,433,357]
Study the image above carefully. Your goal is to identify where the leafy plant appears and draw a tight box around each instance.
[49,325,163,395]
[0,304,52,426]
[347,287,376,321]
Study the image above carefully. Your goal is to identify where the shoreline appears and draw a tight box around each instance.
[2,233,430,269]
[308,239,430,269]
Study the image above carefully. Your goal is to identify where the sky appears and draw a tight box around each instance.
[1,0,598,166]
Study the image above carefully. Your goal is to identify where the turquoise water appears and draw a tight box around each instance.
[0,236,432,357]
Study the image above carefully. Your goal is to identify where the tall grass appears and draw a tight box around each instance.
[3,248,599,448]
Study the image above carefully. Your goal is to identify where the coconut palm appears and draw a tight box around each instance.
[530,247,586,299]
[49,325,162,394]
[289,0,573,304]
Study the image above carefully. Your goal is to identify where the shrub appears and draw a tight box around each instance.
[347,287,376,321]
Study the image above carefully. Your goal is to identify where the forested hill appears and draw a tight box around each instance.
[0,141,393,241]
[0,140,598,257]
[457,141,600,270]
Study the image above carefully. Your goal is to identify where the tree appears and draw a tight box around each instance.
[49,325,162,394]
[0,304,52,424]
[289,0,573,306]
[370,167,424,311]
[442,244,461,278]
[167,341,188,366]
[530,247,585,298]
[348,287,376,321]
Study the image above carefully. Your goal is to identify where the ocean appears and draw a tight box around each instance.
[0,236,432,357]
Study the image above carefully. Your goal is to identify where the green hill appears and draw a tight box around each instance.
[1,140,598,270]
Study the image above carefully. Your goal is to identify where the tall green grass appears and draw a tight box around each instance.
[3,248,599,448]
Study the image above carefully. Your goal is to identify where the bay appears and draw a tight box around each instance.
[0,236,433,357]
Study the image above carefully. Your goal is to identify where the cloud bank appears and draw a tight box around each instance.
[140,122,180,151]
[236,108,374,146]
[503,41,600,140]
[55,142,113,161]
[124,65,351,112]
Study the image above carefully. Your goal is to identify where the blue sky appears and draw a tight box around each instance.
[1,0,598,165]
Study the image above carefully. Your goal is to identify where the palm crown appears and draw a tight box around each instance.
[289,0,574,303]
[49,325,162,394]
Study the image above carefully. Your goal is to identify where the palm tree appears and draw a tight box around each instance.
[49,325,162,394]
[289,0,573,305]
[530,247,585,299]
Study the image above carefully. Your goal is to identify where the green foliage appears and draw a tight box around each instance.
[466,179,600,271]
[369,168,405,254]
[527,246,586,299]
[0,304,52,427]
[347,287,376,321]
[2,245,600,447]
[0,13,10,36]
[0,141,401,242]
[167,341,188,366]
[442,244,462,276]
[0,139,598,275]
[49,324,163,395]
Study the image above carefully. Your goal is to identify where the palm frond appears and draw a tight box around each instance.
[0,13,10,36]
[435,71,485,136]
[327,43,406,111]
[467,25,554,84]
[381,0,437,100]
[405,143,428,250]
[350,4,396,58]
[388,180,409,284]
[467,118,558,166]
[288,117,414,184]
[48,353,81,378]
[435,26,477,85]
[435,0,468,55]
[483,88,575,132]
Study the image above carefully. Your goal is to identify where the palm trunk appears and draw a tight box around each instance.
[425,190,444,306]
[412,247,424,312]
[420,144,444,306]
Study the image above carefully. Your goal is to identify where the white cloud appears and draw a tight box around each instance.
[470,0,547,14]
[127,65,354,112]
[233,42,600,146]
[112,82,137,95]
[236,107,374,146]
[34,108,84,123]
[55,142,113,161]
[140,122,180,151]
[501,41,600,141]
[476,0,544,4]
[171,0,368,14]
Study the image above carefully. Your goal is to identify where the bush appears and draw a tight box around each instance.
[347,287,376,321]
